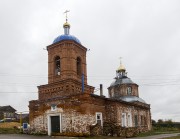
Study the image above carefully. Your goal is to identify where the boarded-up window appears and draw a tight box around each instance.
[135,115,138,127]
[141,115,146,126]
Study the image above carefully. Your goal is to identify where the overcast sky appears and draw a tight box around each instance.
[0,0,180,122]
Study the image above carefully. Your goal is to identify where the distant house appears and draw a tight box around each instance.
[15,113,29,123]
[0,105,16,120]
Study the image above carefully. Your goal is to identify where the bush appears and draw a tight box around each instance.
[0,128,20,134]
[102,122,140,137]
[29,128,47,135]
[103,122,115,136]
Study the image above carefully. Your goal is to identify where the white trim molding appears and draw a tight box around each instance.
[95,112,103,126]
[121,113,127,127]
[127,113,132,127]
[47,113,62,136]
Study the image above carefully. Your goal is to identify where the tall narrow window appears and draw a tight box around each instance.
[96,112,103,126]
[127,113,132,127]
[127,86,132,95]
[55,56,60,75]
[144,117,147,125]
[77,57,81,76]
[141,115,144,126]
[134,115,138,127]
[122,113,127,127]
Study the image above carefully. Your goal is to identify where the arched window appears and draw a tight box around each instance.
[55,56,60,75]
[77,57,82,76]
[121,113,127,127]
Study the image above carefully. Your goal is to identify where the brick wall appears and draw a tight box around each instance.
[47,41,87,84]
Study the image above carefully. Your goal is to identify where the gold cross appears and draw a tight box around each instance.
[119,57,122,65]
[64,10,70,22]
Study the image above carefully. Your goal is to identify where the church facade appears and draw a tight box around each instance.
[29,17,151,136]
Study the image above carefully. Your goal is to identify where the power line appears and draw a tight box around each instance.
[1,72,180,78]
[0,83,40,87]
[0,92,37,93]
[0,72,180,87]
[0,80,179,87]
[141,84,180,86]
[0,73,47,78]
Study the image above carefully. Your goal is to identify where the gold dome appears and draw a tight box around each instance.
[117,64,126,71]
[63,22,70,28]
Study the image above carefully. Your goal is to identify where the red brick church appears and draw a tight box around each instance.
[29,15,151,136]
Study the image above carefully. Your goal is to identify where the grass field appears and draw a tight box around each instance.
[0,122,20,128]
[0,122,20,134]
[137,127,180,137]
[0,123,179,139]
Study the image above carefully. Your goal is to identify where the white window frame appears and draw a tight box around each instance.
[121,113,127,127]
[127,113,132,127]
[96,112,103,126]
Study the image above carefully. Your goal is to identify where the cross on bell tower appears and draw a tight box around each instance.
[63,10,70,35]
[64,10,70,22]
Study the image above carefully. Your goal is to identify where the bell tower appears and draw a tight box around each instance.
[47,11,87,84]
[38,12,94,101]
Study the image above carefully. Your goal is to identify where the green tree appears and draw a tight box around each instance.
[152,119,156,125]
[157,119,164,124]
[165,119,173,124]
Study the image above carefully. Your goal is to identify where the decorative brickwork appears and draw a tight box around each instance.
[38,79,94,101]
[47,41,87,84]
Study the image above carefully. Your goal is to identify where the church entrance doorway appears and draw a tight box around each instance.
[47,113,61,136]
[51,116,60,133]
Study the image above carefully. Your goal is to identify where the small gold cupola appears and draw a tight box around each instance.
[63,22,70,28]
[116,57,127,78]
[63,10,70,35]
[117,57,126,72]
[117,63,126,72]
